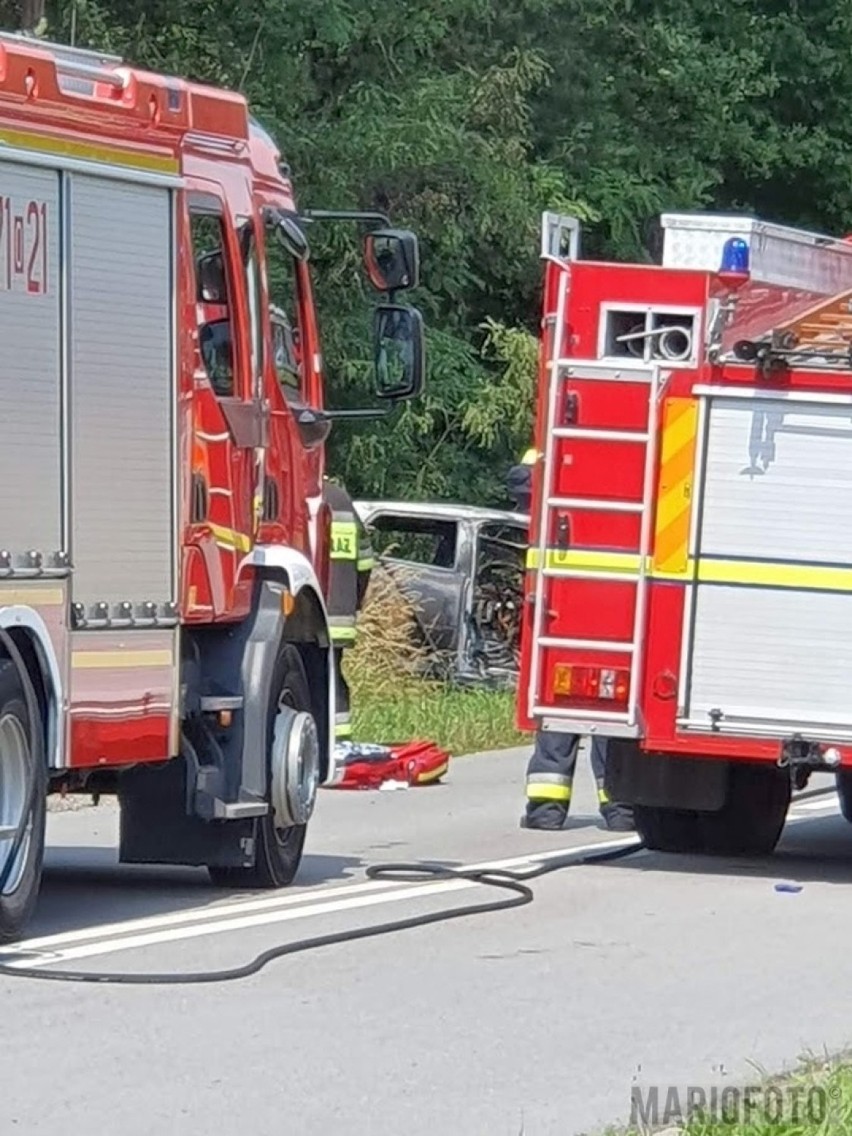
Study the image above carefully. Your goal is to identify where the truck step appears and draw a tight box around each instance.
[211,797,269,820]
[200,695,244,713]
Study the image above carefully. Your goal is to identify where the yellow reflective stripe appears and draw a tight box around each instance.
[0,126,180,174]
[696,558,852,593]
[330,625,357,642]
[357,556,376,572]
[0,587,63,607]
[598,787,611,804]
[525,548,642,573]
[652,398,698,577]
[330,521,358,560]
[72,649,172,670]
[208,523,253,553]
[526,782,572,802]
[415,760,449,784]
[525,547,852,595]
[335,722,353,739]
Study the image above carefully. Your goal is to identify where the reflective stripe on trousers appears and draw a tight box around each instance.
[525,771,572,803]
[329,615,357,644]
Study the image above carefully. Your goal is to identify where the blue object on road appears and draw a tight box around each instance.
[774,881,803,894]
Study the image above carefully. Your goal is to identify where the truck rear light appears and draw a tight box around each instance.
[552,664,629,703]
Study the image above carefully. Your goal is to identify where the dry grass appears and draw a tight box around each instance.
[344,564,528,754]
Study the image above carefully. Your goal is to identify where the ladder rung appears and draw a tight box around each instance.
[543,568,643,582]
[538,636,636,653]
[553,427,649,442]
[549,361,654,382]
[546,496,644,513]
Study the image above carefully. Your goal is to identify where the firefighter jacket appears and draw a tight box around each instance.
[322,479,375,647]
[506,447,539,513]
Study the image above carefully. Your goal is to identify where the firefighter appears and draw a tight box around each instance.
[506,448,635,832]
[506,447,539,512]
[322,477,375,745]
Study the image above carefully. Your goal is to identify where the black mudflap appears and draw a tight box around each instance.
[117,758,256,869]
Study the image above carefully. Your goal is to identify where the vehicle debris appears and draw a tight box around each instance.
[355,499,528,688]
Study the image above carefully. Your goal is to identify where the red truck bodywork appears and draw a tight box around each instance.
[0,31,424,940]
[518,212,852,853]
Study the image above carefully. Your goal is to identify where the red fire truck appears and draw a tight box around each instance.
[519,209,852,857]
[0,31,426,941]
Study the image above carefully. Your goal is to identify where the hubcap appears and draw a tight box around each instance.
[270,704,320,830]
[0,712,31,896]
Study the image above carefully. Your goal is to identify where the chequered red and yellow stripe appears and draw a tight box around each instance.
[652,397,699,577]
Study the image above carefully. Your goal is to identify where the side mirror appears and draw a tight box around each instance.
[364,229,420,293]
[373,303,425,402]
[264,206,310,261]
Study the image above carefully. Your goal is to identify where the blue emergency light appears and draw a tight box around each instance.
[720,236,750,274]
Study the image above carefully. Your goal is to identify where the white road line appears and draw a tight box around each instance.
[0,835,640,969]
[792,798,838,813]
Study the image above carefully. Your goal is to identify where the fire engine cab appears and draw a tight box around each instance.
[519,209,852,857]
[0,31,426,941]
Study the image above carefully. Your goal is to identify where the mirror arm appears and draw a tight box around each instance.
[323,406,394,421]
[300,209,391,227]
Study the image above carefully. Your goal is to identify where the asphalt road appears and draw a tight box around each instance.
[2,746,852,1136]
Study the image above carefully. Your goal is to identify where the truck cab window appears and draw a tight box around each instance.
[239,222,264,399]
[271,306,301,396]
[190,211,235,398]
[264,228,304,402]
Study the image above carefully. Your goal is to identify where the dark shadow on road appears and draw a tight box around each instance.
[26,846,366,939]
[597,811,852,887]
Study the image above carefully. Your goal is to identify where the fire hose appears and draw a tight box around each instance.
[0,841,644,987]
[0,630,645,985]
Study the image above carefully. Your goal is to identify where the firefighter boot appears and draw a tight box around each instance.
[521,800,569,830]
[600,802,636,832]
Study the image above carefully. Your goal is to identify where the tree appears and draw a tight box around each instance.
[27,0,852,505]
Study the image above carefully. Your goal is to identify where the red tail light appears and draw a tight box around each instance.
[552,663,629,704]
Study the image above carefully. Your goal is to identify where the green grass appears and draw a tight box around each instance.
[609,1059,852,1136]
[351,682,528,754]
[344,564,530,754]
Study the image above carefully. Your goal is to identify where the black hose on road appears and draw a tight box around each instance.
[0,840,644,985]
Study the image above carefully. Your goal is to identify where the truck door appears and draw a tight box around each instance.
[185,192,264,619]
[260,216,325,573]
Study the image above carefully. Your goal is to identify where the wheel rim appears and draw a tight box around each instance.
[270,688,320,837]
[0,712,31,896]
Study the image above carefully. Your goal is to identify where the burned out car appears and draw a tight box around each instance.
[354,499,529,686]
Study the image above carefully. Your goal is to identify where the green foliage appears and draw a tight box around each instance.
[26,0,852,505]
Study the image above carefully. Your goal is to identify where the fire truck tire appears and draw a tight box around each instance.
[208,642,312,889]
[835,769,852,823]
[634,763,790,857]
[0,656,46,943]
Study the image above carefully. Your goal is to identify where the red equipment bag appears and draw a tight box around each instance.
[325,740,451,790]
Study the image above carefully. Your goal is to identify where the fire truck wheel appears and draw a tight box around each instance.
[0,656,47,943]
[634,762,790,857]
[835,769,852,824]
[208,642,314,889]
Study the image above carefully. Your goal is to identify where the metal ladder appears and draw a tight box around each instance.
[527,266,662,733]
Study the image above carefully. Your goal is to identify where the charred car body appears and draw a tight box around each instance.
[354,500,529,686]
